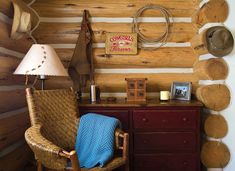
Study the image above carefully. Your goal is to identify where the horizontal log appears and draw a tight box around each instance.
[31,0,198,17]
[35,76,73,90]
[0,89,26,113]
[0,20,33,53]
[0,0,13,18]
[22,0,34,4]
[0,142,33,171]
[33,22,197,44]
[44,73,198,93]
[0,112,30,150]
[95,73,198,92]
[0,55,27,85]
[56,47,198,68]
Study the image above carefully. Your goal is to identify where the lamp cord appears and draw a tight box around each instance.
[132,4,172,50]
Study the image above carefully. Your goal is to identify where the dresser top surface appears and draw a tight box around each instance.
[78,98,203,107]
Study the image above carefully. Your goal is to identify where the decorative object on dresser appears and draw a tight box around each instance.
[13,44,68,90]
[79,99,202,171]
[125,78,147,102]
[171,82,192,101]
[160,91,170,101]
[105,33,137,54]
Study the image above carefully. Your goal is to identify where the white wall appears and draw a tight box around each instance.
[223,0,235,170]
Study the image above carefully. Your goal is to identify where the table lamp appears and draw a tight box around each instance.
[14,44,68,89]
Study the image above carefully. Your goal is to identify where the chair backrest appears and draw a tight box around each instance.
[26,88,79,150]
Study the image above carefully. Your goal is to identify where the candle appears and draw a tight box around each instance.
[160,91,170,101]
[90,84,96,102]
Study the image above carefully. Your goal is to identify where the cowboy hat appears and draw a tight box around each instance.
[205,26,234,57]
[11,0,34,40]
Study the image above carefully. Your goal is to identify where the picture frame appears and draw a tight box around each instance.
[170,82,192,101]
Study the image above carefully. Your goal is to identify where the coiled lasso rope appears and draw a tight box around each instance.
[132,4,172,50]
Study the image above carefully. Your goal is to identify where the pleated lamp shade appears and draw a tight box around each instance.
[14,44,68,76]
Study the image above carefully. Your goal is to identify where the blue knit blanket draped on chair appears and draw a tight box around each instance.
[75,113,121,168]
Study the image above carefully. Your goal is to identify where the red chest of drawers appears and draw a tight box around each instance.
[78,99,202,171]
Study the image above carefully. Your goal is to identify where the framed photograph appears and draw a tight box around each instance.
[171,82,192,101]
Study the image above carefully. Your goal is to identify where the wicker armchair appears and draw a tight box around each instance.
[25,88,129,171]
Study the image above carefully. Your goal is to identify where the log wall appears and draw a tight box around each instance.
[0,0,33,170]
[28,0,201,93]
[0,0,230,170]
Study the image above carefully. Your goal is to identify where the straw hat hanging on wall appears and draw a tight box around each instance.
[11,0,39,40]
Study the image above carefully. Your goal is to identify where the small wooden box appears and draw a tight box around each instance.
[125,78,147,102]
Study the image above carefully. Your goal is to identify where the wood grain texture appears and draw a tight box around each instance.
[31,0,199,17]
[0,55,27,85]
[0,20,32,53]
[0,0,13,18]
[0,143,33,171]
[0,89,26,113]
[33,22,197,44]
[193,0,229,28]
[0,112,30,150]
[44,73,199,93]
[35,76,73,90]
[22,0,34,4]
[94,73,198,92]
[193,58,228,80]
[56,47,198,68]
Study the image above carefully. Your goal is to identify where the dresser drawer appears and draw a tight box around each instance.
[134,132,197,153]
[134,154,198,171]
[79,109,129,130]
[133,110,198,130]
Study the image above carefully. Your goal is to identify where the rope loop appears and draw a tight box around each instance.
[132,4,172,50]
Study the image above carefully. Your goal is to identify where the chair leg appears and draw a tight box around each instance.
[37,161,43,171]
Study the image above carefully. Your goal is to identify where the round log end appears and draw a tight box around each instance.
[201,141,230,168]
[196,84,231,111]
[204,114,228,138]
[193,0,229,28]
[193,58,228,80]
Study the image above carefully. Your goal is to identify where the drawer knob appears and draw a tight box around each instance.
[183,161,188,165]
[142,118,148,122]
[183,140,188,144]
[182,117,188,122]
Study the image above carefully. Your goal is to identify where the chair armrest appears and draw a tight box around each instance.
[115,129,129,161]
[25,125,68,169]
